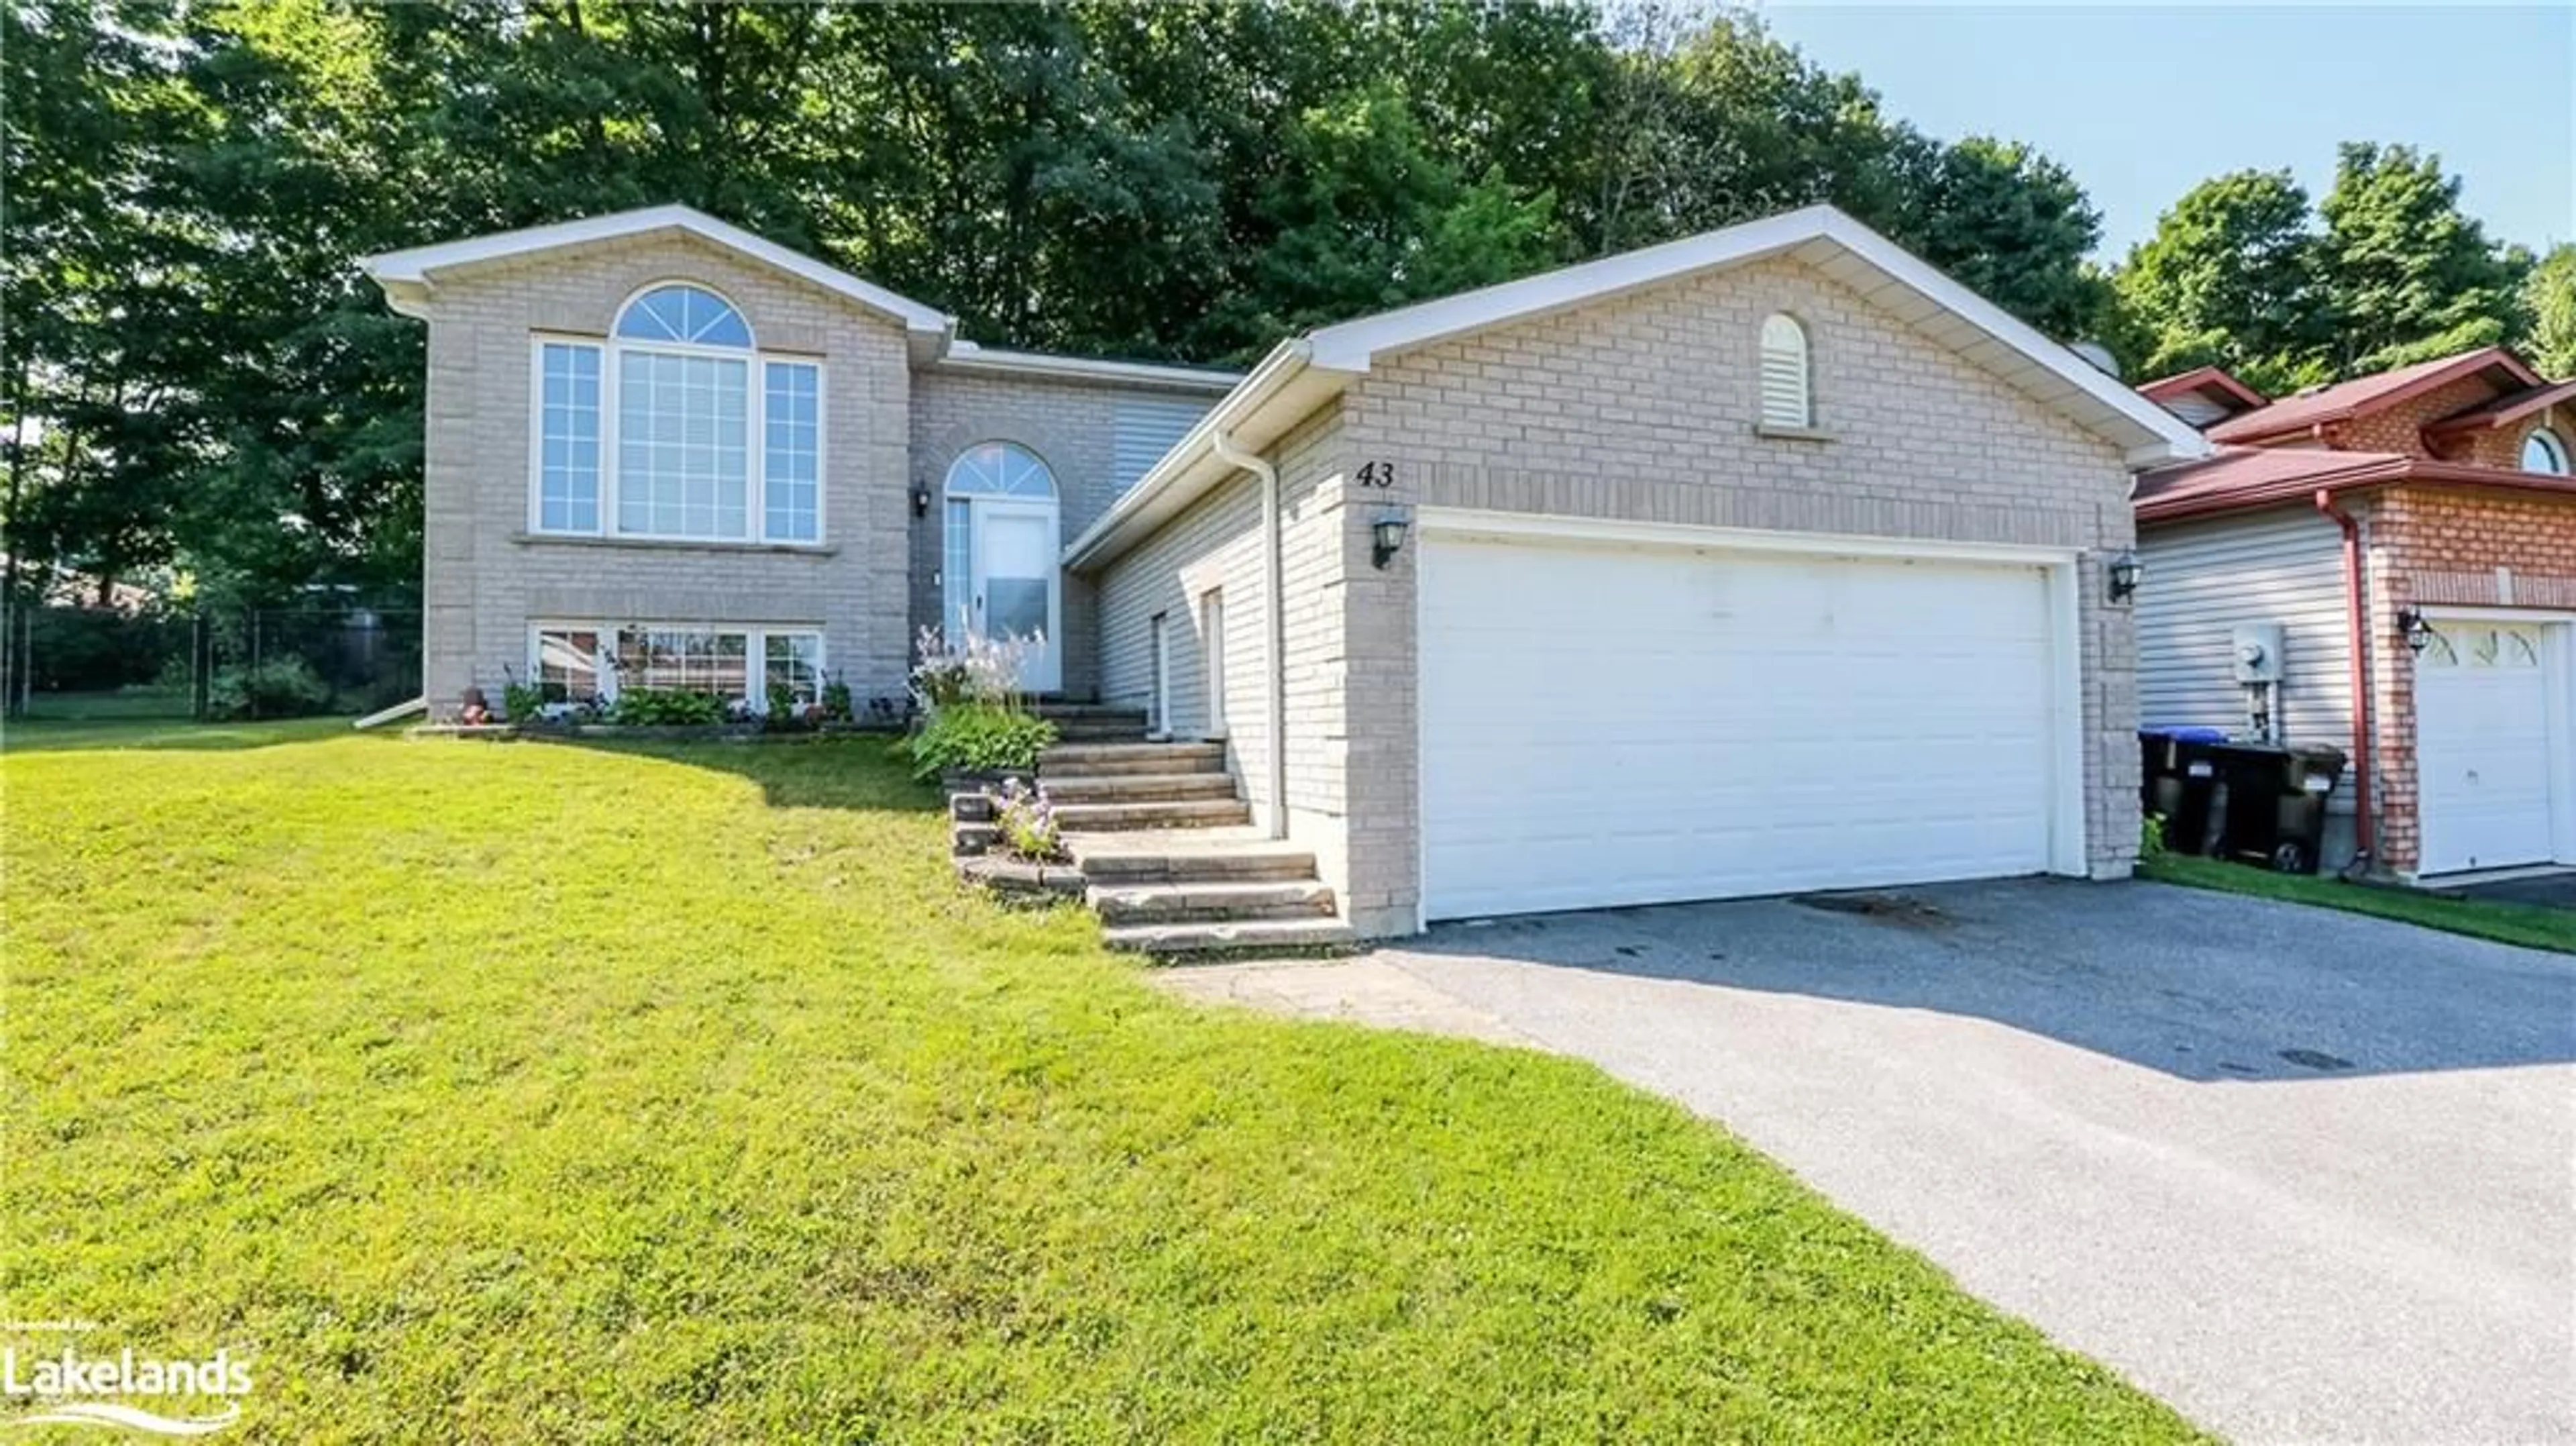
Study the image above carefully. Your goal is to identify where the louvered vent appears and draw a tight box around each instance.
[1758,314,1811,429]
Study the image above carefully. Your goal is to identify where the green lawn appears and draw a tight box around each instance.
[5,726,2204,1443]
[2143,854,2575,955]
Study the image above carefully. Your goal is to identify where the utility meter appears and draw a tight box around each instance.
[2231,623,2286,685]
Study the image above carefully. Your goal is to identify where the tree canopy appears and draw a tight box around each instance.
[1,1,2549,615]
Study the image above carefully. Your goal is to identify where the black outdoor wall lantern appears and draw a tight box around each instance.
[1371,510,1410,570]
[2396,607,2432,654]
[911,486,931,519]
[2106,549,2141,604]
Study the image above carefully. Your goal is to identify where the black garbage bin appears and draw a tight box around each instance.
[2140,726,2229,856]
[2208,741,2347,874]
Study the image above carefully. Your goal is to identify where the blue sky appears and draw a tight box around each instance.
[1754,4,2575,261]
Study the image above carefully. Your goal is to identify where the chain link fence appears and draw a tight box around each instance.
[3,605,422,722]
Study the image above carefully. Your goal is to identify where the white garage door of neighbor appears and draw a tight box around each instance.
[1419,532,2064,921]
[2416,620,2562,874]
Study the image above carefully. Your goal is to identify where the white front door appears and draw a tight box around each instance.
[968,499,1062,694]
[1417,531,2067,921]
[2416,620,2561,874]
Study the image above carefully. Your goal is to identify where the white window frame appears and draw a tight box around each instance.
[2523,427,2570,476]
[527,621,826,714]
[1199,588,1226,737]
[525,285,827,546]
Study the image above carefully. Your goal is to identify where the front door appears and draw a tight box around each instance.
[969,499,1062,694]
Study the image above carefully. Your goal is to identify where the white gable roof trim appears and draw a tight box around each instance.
[1066,204,2209,572]
[358,204,955,341]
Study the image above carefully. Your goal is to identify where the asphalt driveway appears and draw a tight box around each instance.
[1169,878,2576,1445]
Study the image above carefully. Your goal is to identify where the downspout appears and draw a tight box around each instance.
[1211,428,1289,841]
[2315,488,2375,866]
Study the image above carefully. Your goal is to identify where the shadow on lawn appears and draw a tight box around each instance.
[560,733,941,813]
[1404,876,2576,1083]
[0,717,358,755]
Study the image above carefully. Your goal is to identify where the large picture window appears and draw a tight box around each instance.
[530,284,824,544]
[529,623,824,713]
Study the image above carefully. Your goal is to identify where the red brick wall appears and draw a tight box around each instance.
[2326,374,2509,457]
[2355,484,2576,870]
[2450,399,2576,470]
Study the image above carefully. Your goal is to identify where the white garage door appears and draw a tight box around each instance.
[1419,531,2065,921]
[2416,621,2561,874]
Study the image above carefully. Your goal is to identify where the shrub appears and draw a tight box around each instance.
[606,688,727,726]
[820,677,854,723]
[992,777,1063,862]
[910,625,1039,711]
[2139,813,2170,863]
[902,703,1057,781]
[205,658,333,719]
[502,680,546,723]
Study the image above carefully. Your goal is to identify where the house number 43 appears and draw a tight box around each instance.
[1355,460,1397,488]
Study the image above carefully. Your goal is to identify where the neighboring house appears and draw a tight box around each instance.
[2134,348,2576,878]
[365,203,2206,938]
[358,207,1236,718]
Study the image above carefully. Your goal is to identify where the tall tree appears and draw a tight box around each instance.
[2315,142,2520,374]
[2113,168,2325,393]
[2521,244,2576,378]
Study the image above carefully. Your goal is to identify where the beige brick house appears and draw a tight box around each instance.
[361,207,1235,719]
[2136,348,2576,879]
[366,203,2207,939]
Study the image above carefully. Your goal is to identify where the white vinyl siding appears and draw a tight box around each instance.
[2136,507,2353,754]
[2159,393,2230,428]
[1112,399,1210,495]
[1758,313,1811,428]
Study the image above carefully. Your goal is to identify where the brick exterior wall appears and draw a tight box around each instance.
[908,371,1217,699]
[2352,483,2576,872]
[2325,374,2506,456]
[2444,400,2576,472]
[415,233,914,714]
[1094,255,2145,937]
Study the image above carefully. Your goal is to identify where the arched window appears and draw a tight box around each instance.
[2522,427,2570,476]
[614,284,753,348]
[943,444,1059,644]
[532,280,819,544]
[1758,313,1812,429]
[944,442,1057,498]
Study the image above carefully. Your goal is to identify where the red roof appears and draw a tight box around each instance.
[2135,444,2576,523]
[2204,347,2542,445]
[2422,376,2576,437]
[2137,366,2268,413]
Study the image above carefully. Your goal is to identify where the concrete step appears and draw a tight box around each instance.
[1033,704,1149,723]
[1102,917,1357,957]
[1040,741,1226,776]
[1051,797,1252,831]
[1069,834,1319,884]
[1089,878,1338,926]
[1048,721,1153,743]
[1040,772,1240,805]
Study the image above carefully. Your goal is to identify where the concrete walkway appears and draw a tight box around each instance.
[1159,878,2576,1446]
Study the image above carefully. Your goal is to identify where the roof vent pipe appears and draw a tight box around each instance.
[1210,427,1289,841]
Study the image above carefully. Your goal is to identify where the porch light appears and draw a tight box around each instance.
[2396,607,2432,654]
[1371,510,1410,570]
[2106,549,2141,604]
[911,486,931,519]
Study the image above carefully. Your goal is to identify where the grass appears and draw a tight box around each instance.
[2143,853,2575,955]
[4,724,2206,1443]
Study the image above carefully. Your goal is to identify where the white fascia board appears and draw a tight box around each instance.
[934,341,1242,393]
[357,204,956,339]
[1061,340,1335,571]
[1305,203,2210,466]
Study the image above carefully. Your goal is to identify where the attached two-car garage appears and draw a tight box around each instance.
[1416,516,2086,921]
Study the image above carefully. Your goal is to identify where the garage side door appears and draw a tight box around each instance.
[2416,621,2558,874]
[1419,533,2060,920]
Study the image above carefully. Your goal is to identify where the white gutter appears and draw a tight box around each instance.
[1210,427,1289,841]
[1061,339,1313,570]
